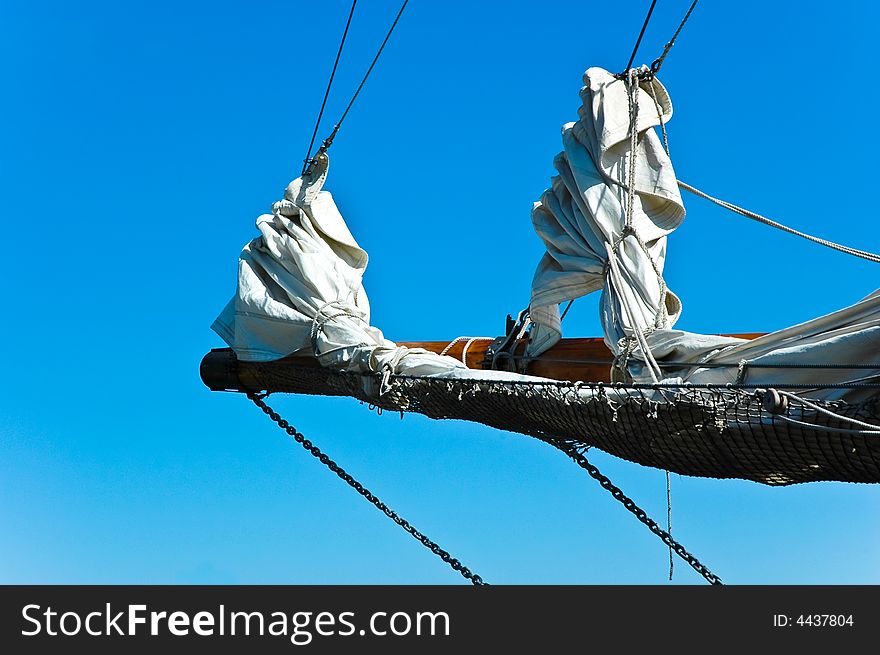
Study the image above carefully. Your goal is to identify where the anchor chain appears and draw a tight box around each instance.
[247,392,486,585]
[548,439,723,585]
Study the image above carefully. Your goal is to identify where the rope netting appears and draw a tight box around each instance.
[237,362,880,486]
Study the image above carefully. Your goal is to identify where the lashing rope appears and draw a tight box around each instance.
[607,67,666,384]
[774,389,880,432]
[438,336,494,367]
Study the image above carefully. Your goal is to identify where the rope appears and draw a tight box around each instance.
[310,300,368,355]
[627,77,677,579]
[772,414,880,436]
[439,336,494,367]
[624,0,659,73]
[607,69,664,383]
[646,79,670,154]
[248,392,487,585]
[666,470,673,581]
[678,181,880,264]
[547,439,722,585]
[301,0,358,176]
[303,0,410,175]
[499,353,880,370]
[387,374,880,390]
[560,299,575,322]
[775,389,880,431]
[650,0,699,75]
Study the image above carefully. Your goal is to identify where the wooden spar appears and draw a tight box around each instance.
[399,337,615,383]
[401,332,763,381]
[200,333,763,393]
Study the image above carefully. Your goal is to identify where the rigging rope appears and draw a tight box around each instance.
[303,0,410,175]
[646,78,880,265]
[621,0,699,78]
[490,353,880,370]
[624,0,658,73]
[438,336,494,367]
[560,299,575,322]
[246,387,725,584]
[666,470,673,580]
[774,389,880,431]
[678,181,880,264]
[650,0,699,75]
[248,392,486,585]
[545,439,722,585]
[302,0,358,175]
[633,5,877,266]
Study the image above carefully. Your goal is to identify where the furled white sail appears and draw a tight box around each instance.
[526,67,684,380]
[211,153,535,382]
[527,67,880,400]
[644,291,880,402]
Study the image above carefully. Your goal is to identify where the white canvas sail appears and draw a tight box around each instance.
[526,67,684,375]
[526,67,880,400]
[211,153,535,382]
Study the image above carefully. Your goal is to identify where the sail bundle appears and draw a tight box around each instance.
[527,67,684,370]
[526,68,880,403]
[210,152,533,384]
[209,66,880,483]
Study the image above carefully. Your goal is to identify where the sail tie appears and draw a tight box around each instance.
[604,67,667,384]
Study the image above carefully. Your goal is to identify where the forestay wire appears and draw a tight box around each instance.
[650,0,699,75]
[302,0,358,176]
[302,0,410,176]
[630,2,878,263]
[623,0,658,72]
[620,0,699,78]
[233,0,875,587]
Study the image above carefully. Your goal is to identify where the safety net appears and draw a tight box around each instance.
[229,356,880,486]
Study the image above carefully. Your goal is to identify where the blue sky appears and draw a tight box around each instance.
[1,0,878,584]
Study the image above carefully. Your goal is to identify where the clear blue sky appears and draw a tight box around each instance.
[1,0,878,585]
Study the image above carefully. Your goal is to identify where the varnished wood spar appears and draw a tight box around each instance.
[200,333,765,392]
[399,338,614,382]
[399,333,765,383]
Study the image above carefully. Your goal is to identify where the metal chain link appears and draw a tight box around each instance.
[547,439,723,585]
[248,392,719,584]
[247,392,486,585]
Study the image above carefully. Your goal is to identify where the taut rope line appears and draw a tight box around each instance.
[678,181,880,264]
[303,0,410,177]
[302,0,358,175]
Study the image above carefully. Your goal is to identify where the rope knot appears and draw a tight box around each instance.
[310,299,369,355]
